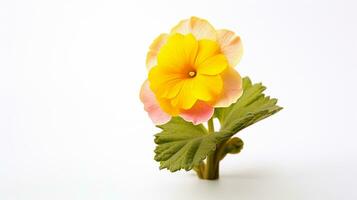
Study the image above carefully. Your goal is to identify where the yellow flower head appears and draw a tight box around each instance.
[141,17,243,125]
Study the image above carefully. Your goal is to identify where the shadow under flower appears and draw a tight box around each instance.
[176,164,302,200]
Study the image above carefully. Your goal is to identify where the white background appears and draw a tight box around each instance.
[1,0,357,199]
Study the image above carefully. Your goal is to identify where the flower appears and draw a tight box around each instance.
[140,17,243,125]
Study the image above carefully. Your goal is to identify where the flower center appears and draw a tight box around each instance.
[188,71,196,77]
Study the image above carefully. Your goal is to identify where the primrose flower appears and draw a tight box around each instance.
[140,17,243,125]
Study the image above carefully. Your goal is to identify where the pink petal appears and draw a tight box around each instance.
[146,34,168,70]
[170,16,217,40]
[215,67,243,107]
[217,29,243,67]
[140,80,171,125]
[180,101,214,125]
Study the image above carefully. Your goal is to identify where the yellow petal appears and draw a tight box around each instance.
[157,34,185,70]
[170,80,197,110]
[197,54,228,75]
[194,39,220,67]
[157,34,198,71]
[148,66,185,98]
[170,16,217,40]
[156,79,185,99]
[193,74,223,101]
[157,97,181,116]
[182,34,199,67]
[217,29,243,67]
[214,67,243,107]
[146,34,168,70]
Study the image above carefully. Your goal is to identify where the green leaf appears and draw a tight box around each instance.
[154,117,218,172]
[154,77,282,172]
[215,77,283,139]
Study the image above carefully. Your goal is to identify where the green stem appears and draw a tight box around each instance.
[208,118,214,133]
[193,161,205,179]
[203,118,220,180]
